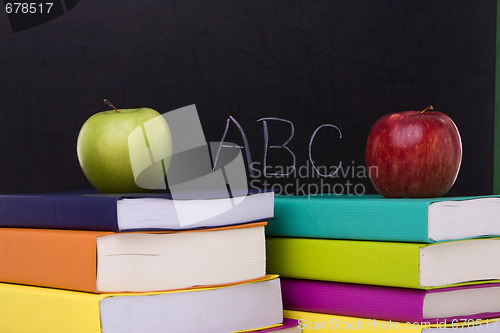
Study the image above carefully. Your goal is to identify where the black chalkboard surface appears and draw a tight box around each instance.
[0,0,497,196]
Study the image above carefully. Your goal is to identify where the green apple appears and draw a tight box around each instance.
[77,99,172,193]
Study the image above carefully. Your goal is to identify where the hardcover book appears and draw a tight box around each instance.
[266,194,500,243]
[0,190,274,231]
[281,278,500,323]
[266,237,500,289]
[0,276,283,333]
[0,222,266,292]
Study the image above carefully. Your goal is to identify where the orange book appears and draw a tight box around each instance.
[0,221,266,293]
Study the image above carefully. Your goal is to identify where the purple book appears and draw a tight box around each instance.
[281,278,500,323]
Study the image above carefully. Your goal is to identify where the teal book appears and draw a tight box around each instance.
[266,194,500,243]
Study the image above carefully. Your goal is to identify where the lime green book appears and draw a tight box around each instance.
[266,194,500,243]
[266,237,500,289]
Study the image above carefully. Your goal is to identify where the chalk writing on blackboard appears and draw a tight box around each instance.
[214,115,346,178]
[210,114,376,195]
[308,124,343,178]
[257,117,296,177]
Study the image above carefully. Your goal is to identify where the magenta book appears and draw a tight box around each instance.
[281,278,500,323]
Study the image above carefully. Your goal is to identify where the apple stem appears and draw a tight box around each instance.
[420,105,434,114]
[103,99,120,113]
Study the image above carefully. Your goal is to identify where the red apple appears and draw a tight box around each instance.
[365,106,462,198]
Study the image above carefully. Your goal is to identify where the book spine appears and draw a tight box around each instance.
[266,196,431,242]
[281,279,426,323]
[0,228,99,292]
[0,282,102,333]
[0,194,120,231]
[266,237,422,288]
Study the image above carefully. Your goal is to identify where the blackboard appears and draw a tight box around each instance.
[0,0,497,196]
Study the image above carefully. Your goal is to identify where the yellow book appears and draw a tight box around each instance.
[0,276,283,333]
[284,310,500,332]
[245,318,302,332]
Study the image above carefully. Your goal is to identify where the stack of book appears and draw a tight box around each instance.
[266,194,500,332]
[0,189,301,332]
